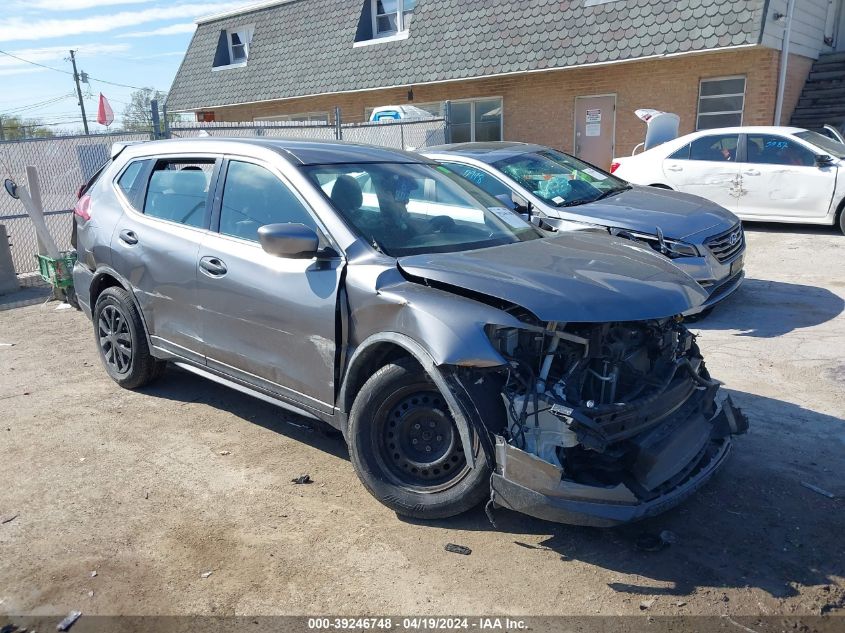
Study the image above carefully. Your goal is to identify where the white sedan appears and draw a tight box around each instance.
[611,126,845,234]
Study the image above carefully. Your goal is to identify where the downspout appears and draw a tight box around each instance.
[774,0,796,126]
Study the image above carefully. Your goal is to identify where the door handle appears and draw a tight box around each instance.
[199,256,227,277]
[666,164,683,172]
[118,229,138,245]
[743,169,761,176]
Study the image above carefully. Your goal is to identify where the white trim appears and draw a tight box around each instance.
[212,61,248,71]
[169,43,760,113]
[196,0,296,24]
[353,30,409,47]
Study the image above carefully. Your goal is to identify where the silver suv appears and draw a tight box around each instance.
[73,138,747,527]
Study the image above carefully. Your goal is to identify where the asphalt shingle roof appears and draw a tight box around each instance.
[167,0,767,111]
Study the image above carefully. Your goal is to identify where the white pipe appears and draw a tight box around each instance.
[774,0,796,126]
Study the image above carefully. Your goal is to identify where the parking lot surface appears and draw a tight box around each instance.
[1,224,843,617]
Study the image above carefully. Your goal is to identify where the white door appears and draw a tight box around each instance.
[738,133,837,219]
[661,132,742,213]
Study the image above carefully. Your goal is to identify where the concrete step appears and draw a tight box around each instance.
[808,69,845,81]
[798,96,845,108]
[816,51,845,64]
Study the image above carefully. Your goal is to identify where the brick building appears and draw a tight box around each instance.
[167,0,845,168]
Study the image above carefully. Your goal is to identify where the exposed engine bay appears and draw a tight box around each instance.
[482,317,749,526]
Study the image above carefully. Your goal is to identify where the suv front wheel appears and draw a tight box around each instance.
[348,360,491,519]
[93,286,165,389]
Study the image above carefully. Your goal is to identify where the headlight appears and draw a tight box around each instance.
[609,227,699,258]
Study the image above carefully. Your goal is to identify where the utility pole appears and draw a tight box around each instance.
[69,49,89,135]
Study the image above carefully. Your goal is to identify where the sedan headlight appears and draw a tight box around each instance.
[609,227,699,259]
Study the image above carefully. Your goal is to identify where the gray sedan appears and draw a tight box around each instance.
[423,142,746,314]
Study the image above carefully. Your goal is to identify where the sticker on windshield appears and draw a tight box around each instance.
[582,168,607,180]
[488,206,529,227]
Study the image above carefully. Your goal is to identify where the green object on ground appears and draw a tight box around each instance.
[35,251,77,289]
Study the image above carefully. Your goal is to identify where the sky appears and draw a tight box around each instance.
[0,0,244,134]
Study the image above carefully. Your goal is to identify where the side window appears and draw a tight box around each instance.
[746,135,816,167]
[689,134,739,162]
[219,160,318,242]
[143,159,214,228]
[441,162,514,201]
[115,160,148,203]
[668,144,690,160]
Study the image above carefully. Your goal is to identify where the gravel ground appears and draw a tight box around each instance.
[0,224,843,619]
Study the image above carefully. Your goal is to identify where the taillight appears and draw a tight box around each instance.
[74,194,92,221]
[610,162,621,174]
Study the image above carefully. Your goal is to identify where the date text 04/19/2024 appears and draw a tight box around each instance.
[307,617,528,630]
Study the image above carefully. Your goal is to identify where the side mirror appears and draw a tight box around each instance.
[512,193,533,218]
[258,223,320,258]
[816,154,835,167]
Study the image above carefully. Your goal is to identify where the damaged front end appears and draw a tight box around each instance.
[479,317,748,527]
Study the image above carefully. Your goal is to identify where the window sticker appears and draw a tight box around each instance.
[582,168,607,180]
[488,206,530,228]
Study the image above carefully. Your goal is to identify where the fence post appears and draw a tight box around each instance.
[162,103,171,139]
[150,99,161,140]
[400,121,405,149]
[443,101,452,144]
[25,166,62,299]
[334,106,343,140]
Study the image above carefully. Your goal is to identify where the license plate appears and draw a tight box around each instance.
[730,255,744,277]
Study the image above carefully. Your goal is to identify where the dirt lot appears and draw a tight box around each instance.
[1,224,843,619]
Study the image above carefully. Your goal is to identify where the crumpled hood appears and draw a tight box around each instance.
[547,185,739,240]
[397,231,708,322]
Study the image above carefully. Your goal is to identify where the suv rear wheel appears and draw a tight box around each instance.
[93,286,165,389]
[348,359,491,519]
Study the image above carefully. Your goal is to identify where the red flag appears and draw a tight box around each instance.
[97,93,114,127]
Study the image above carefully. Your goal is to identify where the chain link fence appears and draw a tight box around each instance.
[169,117,446,150]
[0,116,447,278]
[0,131,151,275]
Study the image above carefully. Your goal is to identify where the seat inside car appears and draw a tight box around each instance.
[330,175,364,217]
[146,169,209,226]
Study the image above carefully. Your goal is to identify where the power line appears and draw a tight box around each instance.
[1,93,76,116]
[0,47,155,91]
[0,48,73,75]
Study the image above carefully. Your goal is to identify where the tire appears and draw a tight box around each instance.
[348,360,491,520]
[838,206,845,236]
[93,286,165,389]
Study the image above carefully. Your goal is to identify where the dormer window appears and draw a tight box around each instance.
[213,25,254,69]
[373,0,416,38]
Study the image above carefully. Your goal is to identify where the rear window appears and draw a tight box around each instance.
[115,160,146,200]
[142,159,215,228]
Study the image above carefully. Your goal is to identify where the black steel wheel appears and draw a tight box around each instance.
[93,286,165,389]
[373,385,470,492]
[348,359,491,520]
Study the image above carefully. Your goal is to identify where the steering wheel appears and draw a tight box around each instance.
[428,215,456,233]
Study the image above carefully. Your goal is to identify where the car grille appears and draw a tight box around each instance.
[705,224,744,263]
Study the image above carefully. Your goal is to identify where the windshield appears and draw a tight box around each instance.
[492,149,630,208]
[794,130,845,158]
[302,162,542,257]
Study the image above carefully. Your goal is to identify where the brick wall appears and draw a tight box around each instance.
[208,47,813,158]
[779,52,816,125]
